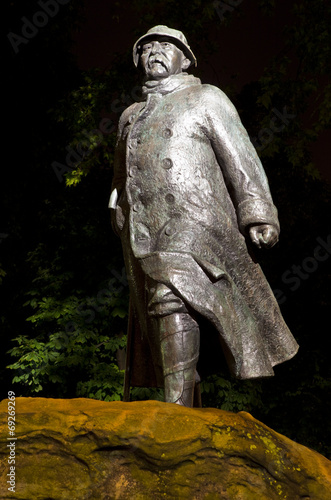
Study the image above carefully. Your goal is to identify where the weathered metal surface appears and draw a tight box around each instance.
[110,26,299,406]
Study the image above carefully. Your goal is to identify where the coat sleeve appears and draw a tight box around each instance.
[110,102,142,205]
[110,111,128,207]
[202,85,279,235]
[109,105,136,236]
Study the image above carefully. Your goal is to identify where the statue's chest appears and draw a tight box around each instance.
[125,92,202,155]
[128,95,175,147]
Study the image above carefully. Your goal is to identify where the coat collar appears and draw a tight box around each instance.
[141,73,201,99]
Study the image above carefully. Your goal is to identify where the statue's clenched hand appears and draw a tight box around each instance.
[249,224,279,249]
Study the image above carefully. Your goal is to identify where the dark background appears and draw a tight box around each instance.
[71,0,330,182]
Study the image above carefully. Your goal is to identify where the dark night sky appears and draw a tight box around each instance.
[70,0,330,182]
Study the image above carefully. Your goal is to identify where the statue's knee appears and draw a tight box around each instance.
[147,283,186,316]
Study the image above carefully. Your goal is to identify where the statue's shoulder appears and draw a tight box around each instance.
[199,83,233,103]
[118,102,143,130]
[199,84,238,116]
[180,82,226,104]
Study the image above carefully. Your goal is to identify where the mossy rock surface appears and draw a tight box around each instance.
[0,398,330,499]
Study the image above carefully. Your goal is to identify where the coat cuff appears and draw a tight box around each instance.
[237,198,280,234]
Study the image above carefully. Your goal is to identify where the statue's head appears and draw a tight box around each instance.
[133,25,197,81]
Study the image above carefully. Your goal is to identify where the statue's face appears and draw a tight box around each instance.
[140,37,190,80]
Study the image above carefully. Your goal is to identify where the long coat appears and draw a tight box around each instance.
[111,74,298,385]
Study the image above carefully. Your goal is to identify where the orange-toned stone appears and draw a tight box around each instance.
[0,398,330,499]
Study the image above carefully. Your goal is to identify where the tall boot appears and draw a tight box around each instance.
[157,312,200,407]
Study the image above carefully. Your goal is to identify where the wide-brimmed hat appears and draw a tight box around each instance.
[133,25,197,68]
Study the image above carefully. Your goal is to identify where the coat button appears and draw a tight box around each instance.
[133,202,143,213]
[129,165,138,177]
[165,224,176,236]
[161,158,173,169]
[165,193,175,204]
[162,128,173,138]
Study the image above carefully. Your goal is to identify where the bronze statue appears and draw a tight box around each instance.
[110,25,299,407]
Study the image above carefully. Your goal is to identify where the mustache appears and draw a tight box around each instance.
[148,56,168,69]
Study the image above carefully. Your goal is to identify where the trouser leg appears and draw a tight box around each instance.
[156,312,200,407]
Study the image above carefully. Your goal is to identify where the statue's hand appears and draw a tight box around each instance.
[249,224,279,249]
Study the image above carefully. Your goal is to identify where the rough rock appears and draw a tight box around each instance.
[0,398,330,499]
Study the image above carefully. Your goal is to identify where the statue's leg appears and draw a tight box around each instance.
[156,311,200,407]
[147,281,200,407]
